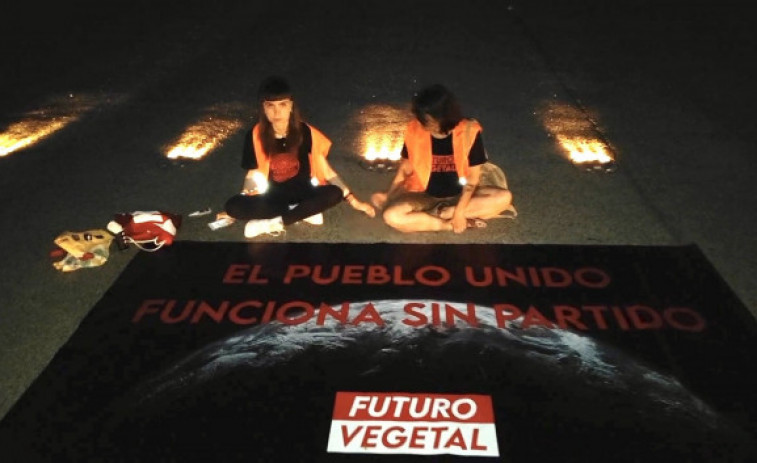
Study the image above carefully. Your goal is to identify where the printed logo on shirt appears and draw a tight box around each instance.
[269,152,300,182]
[327,391,500,457]
[431,155,457,173]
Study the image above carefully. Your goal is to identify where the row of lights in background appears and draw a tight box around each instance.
[0,94,101,157]
[541,102,617,173]
[352,101,618,173]
[352,101,618,174]
[164,103,246,161]
[354,104,407,172]
[0,96,247,162]
[163,103,411,168]
[1,97,615,173]
[0,99,409,169]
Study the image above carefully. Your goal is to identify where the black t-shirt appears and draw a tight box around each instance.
[242,122,313,191]
[401,132,487,198]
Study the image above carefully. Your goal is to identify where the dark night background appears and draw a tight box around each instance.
[1,1,756,459]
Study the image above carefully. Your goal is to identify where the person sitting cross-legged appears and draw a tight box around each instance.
[221,76,375,238]
[371,84,515,234]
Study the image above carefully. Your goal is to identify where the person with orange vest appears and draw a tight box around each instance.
[372,84,514,233]
[219,76,375,238]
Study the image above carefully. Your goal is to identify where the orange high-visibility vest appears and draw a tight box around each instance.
[251,123,332,185]
[403,118,482,192]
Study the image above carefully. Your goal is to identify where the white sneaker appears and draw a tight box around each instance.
[244,217,284,238]
[303,213,324,225]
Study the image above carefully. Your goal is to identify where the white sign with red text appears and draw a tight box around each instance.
[327,392,499,457]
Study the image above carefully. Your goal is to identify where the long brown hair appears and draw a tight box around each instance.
[256,76,303,156]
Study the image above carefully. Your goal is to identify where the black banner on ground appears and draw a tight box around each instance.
[1,242,756,462]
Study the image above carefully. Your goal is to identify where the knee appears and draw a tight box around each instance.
[224,194,246,219]
[326,185,343,204]
[382,205,408,231]
[495,189,513,209]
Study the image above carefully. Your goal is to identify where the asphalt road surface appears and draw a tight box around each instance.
[1,0,755,422]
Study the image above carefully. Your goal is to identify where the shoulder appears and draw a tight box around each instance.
[450,119,483,141]
[304,122,331,145]
[405,119,425,138]
[406,119,423,131]
[302,122,317,135]
[458,118,483,132]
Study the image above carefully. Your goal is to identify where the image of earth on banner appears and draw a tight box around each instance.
[92,299,756,462]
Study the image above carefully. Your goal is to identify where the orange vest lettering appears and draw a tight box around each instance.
[403,118,482,192]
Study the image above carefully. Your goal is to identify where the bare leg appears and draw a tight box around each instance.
[383,202,453,233]
[439,188,512,220]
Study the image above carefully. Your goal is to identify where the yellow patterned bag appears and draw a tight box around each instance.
[52,229,114,272]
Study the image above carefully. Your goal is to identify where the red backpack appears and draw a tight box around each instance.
[107,211,182,252]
